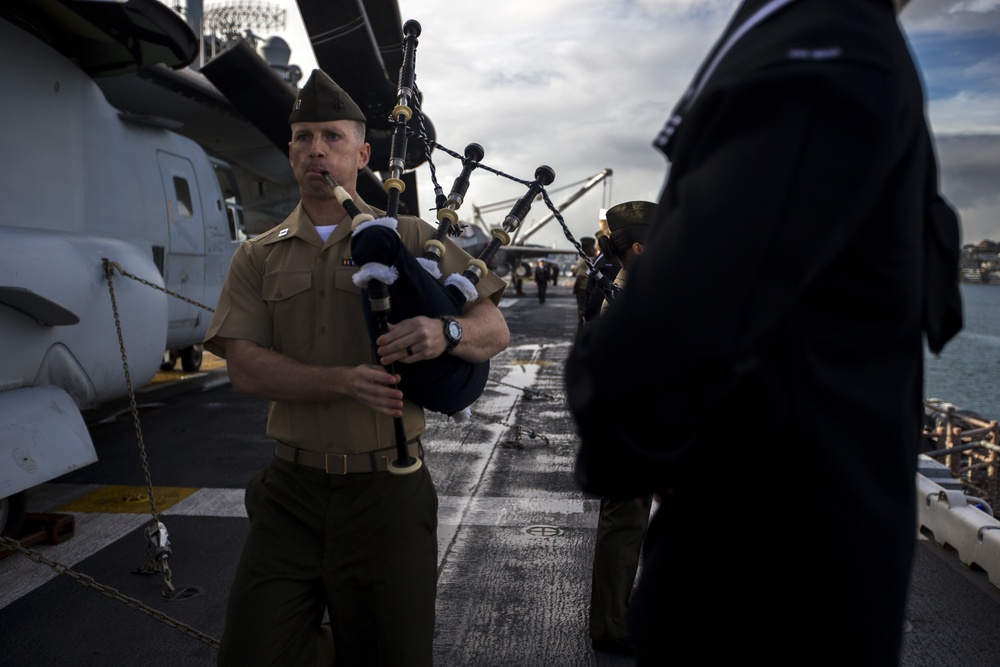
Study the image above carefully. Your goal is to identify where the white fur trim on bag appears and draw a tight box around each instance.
[352,263,398,288]
[417,257,443,279]
[444,273,480,303]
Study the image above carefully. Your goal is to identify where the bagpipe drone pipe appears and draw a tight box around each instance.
[330,18,614,471]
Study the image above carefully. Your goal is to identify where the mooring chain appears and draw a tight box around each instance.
[471,410,552,449]
[0,261,221,649]
[102,259,177,593]
[0,535,220,649]
[104,260,217,313]
[491,379,560,402]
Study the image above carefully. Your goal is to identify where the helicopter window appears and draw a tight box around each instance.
[227,206,247,243]
[212,162,247,243]
[173,177,193,218]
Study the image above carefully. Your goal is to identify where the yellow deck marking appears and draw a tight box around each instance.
[148,370,206,384]
[58,485,199,514]
[149,351,227,384]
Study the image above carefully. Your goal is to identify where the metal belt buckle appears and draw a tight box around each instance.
[325,453,347,475]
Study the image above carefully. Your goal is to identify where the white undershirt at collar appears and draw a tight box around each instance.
[315,224,337,243]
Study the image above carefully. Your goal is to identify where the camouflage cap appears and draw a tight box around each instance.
[289,69,367,124]
[606,201,656,232]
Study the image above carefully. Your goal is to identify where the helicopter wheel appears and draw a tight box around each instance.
[160,350,177,371]
[179,345,203,372]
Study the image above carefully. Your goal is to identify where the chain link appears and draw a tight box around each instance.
[472,410,551,449]
[104,260,217,312]
[102,258,221,590]
[0,260,222,649]
[491,380,560,402]
[0,535,220,649]
[102,260,178,592]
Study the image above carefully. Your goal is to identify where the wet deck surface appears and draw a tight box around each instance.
[2,280,1000,666]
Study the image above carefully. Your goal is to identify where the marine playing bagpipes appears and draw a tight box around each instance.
[326,19,614,473]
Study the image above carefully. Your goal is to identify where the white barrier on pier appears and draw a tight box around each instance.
[916,455,1000,589]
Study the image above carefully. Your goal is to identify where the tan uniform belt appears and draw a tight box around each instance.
[273,439,423,474]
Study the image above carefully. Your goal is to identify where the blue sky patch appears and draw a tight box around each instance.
[909,31,1000,101]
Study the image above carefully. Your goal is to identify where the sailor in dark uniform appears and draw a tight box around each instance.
[566,1,962,664]
[587,201,656,656]
[533,259,550,303]
[582,233,620,326]
[573,236,598,331]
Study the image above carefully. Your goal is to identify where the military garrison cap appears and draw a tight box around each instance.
[606,201,656,232]
[289,69,367,124]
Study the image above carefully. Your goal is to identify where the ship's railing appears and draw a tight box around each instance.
[922,398,1000,511]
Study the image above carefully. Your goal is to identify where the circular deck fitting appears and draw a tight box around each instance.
[521,525,563,537]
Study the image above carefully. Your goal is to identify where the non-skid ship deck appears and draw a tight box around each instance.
[2,282,999,666]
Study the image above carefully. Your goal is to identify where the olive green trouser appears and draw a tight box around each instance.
[218,457,438,667]
[589,496,650,641]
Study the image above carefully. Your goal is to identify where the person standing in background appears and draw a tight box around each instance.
[583,229,620,326]
[586,200,656,657]
[533,259,550,304]
[573,235,598,331]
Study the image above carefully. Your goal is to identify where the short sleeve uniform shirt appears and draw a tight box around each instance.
[205,197,506,455]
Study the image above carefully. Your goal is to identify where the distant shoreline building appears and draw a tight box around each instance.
[961,240,1000,284]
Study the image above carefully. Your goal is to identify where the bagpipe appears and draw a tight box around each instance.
[335,19,613,473]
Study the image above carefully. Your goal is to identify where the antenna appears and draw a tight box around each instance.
[194,1,299,84]
[203,1,287,46]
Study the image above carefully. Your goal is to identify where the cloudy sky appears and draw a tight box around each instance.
[268,0,1000,249]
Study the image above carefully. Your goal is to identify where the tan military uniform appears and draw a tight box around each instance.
[205,197,505,456]
[572,257,591,333]
[209,196,506,667]
[572,257,590,295]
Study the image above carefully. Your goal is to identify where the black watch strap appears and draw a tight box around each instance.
[440,316,461,353]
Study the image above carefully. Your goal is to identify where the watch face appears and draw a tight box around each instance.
[447,320,462,342]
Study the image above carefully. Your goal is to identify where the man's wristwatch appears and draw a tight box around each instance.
[440,316,462,353]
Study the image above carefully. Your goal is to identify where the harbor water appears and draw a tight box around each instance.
[924,283,1000,419]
